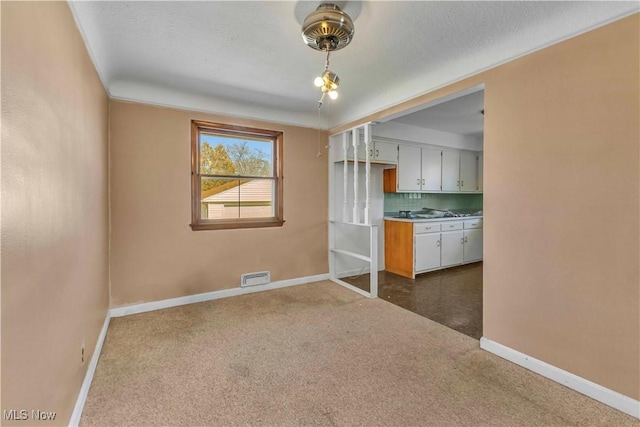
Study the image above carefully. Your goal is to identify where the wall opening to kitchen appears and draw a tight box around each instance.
[340,86,485,340]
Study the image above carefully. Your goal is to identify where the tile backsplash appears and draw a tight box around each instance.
[384,193,483,213]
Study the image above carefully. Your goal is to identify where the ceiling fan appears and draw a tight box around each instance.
[301,3,355,105]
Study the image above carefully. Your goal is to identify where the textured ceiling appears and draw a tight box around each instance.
[69,1,638,129]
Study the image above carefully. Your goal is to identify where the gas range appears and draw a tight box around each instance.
[442,212,476,218]
[424,208,483,218]
[392,210,483,220]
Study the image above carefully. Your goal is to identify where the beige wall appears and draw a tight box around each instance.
[1,2,110,426]
[484,14,639,401]
[334,14,640,400]
[109,101,328,306]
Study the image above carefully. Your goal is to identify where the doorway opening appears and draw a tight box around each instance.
[340,86,484,340]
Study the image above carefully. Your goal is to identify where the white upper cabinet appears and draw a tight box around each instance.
[459,151,478,192]
[373,141,398,163]
[393,145,483,193]
[421,147,442,191]
[344,139,397,164]
[397,145,422,191]
[346,138,366,161]
[478,153,483,192]
[378,138,483,193]
[441,150,460,191]
[441,149,480,192]
[398,146,443,192]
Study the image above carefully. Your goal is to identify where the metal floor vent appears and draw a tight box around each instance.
[241,271,270,287]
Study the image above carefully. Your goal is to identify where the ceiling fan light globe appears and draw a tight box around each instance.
[328,90,338,100]
[314,76,324,87]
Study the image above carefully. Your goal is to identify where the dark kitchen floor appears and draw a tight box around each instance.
[342,262,483,339]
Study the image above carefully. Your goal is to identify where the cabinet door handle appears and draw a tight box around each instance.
[436,240,440,247]
[422,179,425,185]
[461,180,464,187]
[376,149,379,157]
[464,237,468,243]
[417,178,420,185]
[460,237,464,244]
[457,180,460,187]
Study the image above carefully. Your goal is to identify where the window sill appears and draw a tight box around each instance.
[190,219,285,231]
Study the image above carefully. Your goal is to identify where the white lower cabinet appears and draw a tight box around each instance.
[415,233,441,272]
[463,229,483,262]
[413,219,482,276]
[441,231,464,267]
[440,221,464,267]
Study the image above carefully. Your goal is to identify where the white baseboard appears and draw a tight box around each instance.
[480,337,640,419]
[68,312,111,427]
[109,273,330,318]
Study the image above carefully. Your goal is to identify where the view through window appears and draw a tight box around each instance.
[191,121,283,230]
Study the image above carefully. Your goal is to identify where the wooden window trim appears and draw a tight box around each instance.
[190,120,284,231]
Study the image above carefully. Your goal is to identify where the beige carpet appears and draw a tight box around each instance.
[80,281,638,426]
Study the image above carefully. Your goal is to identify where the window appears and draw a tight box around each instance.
[190,120,284,230]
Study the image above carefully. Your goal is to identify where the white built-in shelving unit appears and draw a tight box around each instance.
[328,123,379,298]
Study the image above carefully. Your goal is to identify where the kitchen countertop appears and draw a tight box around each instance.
[384,215,483,223]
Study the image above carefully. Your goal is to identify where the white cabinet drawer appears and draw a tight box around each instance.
[414,223,441,234]
[464,219,483,229]
[441,221,463,231]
